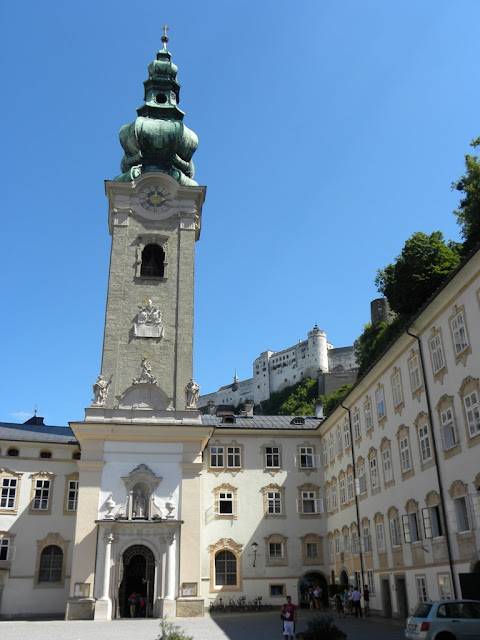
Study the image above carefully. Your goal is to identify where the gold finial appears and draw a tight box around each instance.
[161,24,170,50]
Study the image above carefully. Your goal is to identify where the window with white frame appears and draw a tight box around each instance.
[269,542,283,558]
[376,388,386,420]
[306,542,319,558]
[298,446,315,469]
[390,517,401,547]
[343,423,350,448]
[451,310,468,355]
[392,372,403,407]
[215,488,236,516]
[439,408,457,450]
[265,446,280,468]
[1,478,17,510]
[33,479,51,511]
[0,537,11,561]
[66,479,79,511]
[326,488,331,512]
[382,448,393,483]
[351,530,359,554]
[332,484,338,509]
[409,354,422,392]
[329,435,334,461]
[347,473,354,501]
[364,399,373,430]
[297,490,323,515]
[362,526,371,552]
[340,477,346,505]
[335,537,340,553]
[267,491,282,515]
[416,576,428,603]
[335,430,343,456]
[402,512,420,543]
[210,446,224,467]
[454,496,473,532]
[418,424,432,462]
[329,539,334,556]
[464,391,480,437]
[322,442,328,466]
[422,505,443,539]
[227,446,241,468]
[400,437,412,473]
[437,574,452,600]
[358,464,366,494]
[430,333,445,373]
[353,411,361,439]
[342,533,349,552]
[376,522,385,550]
[370,457,379,489]
[367,569,375,595]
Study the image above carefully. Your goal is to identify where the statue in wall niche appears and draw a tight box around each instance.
[184,378,200,409]
[92,374,112,405]
[133,357,157,385]
[133,489,146,518]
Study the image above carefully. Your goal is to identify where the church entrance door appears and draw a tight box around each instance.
[118,545,155,618]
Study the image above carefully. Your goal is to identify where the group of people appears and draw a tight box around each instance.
[127,592,147,618]
[334,584,370,618]
[306,585,324,611]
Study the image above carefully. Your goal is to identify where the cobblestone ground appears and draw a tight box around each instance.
[0,609,405,640]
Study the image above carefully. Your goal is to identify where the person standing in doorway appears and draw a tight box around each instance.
[281,595,297,640]
[351,586,362,618]
[363,585,370,616]
[128,591,137,618]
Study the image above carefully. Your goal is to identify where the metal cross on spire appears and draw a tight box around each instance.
[161,24,170,50]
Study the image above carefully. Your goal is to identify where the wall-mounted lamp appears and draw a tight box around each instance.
[251,541,259,567]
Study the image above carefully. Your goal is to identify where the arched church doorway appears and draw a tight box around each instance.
[298,572,328,609]
[340,569,349,586]
[118,545,155,618]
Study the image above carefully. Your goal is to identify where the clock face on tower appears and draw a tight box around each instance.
[139,186,172,213]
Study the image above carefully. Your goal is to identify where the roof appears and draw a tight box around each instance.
[0,422,78,445]
[200,415,321,430]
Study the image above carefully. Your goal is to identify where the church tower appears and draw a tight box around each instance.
[67,33,210,621]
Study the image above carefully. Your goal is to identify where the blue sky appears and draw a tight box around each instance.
[1,1,479,426]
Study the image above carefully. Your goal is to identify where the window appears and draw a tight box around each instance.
[367,570,375,595]
[210,446,224,468]
[267,491,282,515]
[390,517,401,547]
[343,423,350,449]
[422,506,443,539]
[331,484,337,510]
[347,473,354,501]
[297,445,319,469]
[210,442,243,471]
[298,491,322,514]
[358,463,366,495]
[329,435,334,461]
[370,456,379,489]
[391,371,403,408]
[0,537,13,561]
[418,424,432,462]
[72,451,81,460]
[335,430,343,456]
[353,411,361,439]
[326,487,331,512]
[437,574,452,600]
[140,244,165,278]
[265,534,288,566]
[269,542,283,558]
[335,537,340,553]
[402,511,420,543]
[66,480,79,511]
[464,391,480,438]
[38,545,63,583]
[33,479,51,511]
[40,451,52,459]
[430,333,445,374]
[439,407,457,450]
[416,576,428,603]
[322,442,328,466]
[451,310,468,355]
[376,522,385,551]
[217,491,234,515]
[306,543,319,558]
[364,399,373,430]
[382,448,393,483]
[7,448,19,457]
[265,445,280,469]
[400,437,412,473]
[1,477,18,510]
[227,446,241,468]
[340,477,346,505]
[376,388,385,420]
[351,530,359,554]
[454,496,473,533]
[409,353,422,392]
[215,550,237,586]
[362,526,371,552]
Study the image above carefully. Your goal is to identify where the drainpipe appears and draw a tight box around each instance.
[341,402,365,592]
[405,327,458,599]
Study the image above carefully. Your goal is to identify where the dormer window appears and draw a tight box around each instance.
[291,417,305,426]
[222,415,236,424]
[140,244,165,277]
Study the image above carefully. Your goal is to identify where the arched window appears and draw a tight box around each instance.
[215,550,237,585]
[38,545,63,583]
[141,244,165,277]
[7,448,19,457]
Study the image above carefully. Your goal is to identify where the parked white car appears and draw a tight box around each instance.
[405,600,480,639]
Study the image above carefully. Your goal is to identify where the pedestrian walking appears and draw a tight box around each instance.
[351,586,362,618]
[281,595,297,640]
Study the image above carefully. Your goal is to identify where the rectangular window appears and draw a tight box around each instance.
[416,576,428,603]
[351,530,359,554]
[306,543,319,558]
[370,457,378,488]
[376,522,385,550]
[329,436,334,461]
[217,491,234,515]
[265,446,280,468]
[358,465,366,494]
[367,569,375,595]
[382,449,393,483]
[322,442,328,466]
[400,438,412,472]
[326,488,331,512]
[342,534,349,552]
[409,354,422,392]
[402,512,420,543]
[270,584,285,597]
[33,479,50,510]
[335,537,340,553]
[267,491,282,515]
[329,540,334,556]
[353,412,361,439]
[0,538,10,561]
[299,446,314,468]
[440,408,457,450]
[354,571,361,589]
[66,480,79,511]
[464,391,480,437]
[347,473,354,501]
[419,424,432,462]
[343,423,350,448]
[451,310,468,354]
[227,446,241,468]
[335,430,343,455]
[299,491,322,514]
[376,389,385,419]
[363,527,371,552]
[364,400,373,430]
[1,478,17,509]
[340,478,346,505]
[454,496,473,532]
[430,334,445,373]
[437,574,452,600]
[269,542,283,558]
[390,517,401,547]
[210,446,224,467]
[331,485,337,509]
[392,372,403,407]
[422,505,443,539]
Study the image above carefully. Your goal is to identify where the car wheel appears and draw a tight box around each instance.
[435,633,456,640]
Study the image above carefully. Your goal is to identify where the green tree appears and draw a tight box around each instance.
[355,317,405,376]
[452,137,480,253]
[260,377,318,416]
[320,384,353,416]
[375,231,461,316]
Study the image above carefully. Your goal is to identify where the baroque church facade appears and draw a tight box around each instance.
[1,38,480,621]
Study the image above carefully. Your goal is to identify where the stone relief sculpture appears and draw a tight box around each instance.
[134,299,164,338]
[184,378,200,409]
[92,374,112,406]
[132,357,158,385]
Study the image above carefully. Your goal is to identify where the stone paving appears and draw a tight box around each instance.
[0,609,405,640]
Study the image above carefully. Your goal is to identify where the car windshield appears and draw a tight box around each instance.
[412,603,432,618]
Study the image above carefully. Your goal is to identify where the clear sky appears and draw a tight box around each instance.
[1,1,479,426]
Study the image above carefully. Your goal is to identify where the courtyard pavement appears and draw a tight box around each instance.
[0,609,405,640]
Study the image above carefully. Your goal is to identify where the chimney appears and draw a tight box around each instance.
[314,400,324,420]
[245,402,254,418]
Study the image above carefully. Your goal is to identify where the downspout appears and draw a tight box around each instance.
[405,327,458,599]
[341,401,365,591]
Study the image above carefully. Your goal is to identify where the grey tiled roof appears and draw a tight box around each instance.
[0,422,78,445]
[200,415,321,430]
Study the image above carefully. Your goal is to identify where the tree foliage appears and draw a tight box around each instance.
[320,384,353,416]
[260,377,318,416]
[375,231,461,316]
[355,317,405,376]
[452,137,480,254]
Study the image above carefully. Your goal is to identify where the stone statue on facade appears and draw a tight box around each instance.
[184,378,200,409]
[132,357,157,385]
[134,299,164,338]
[133,489,146,518]
[92,374,112,406]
